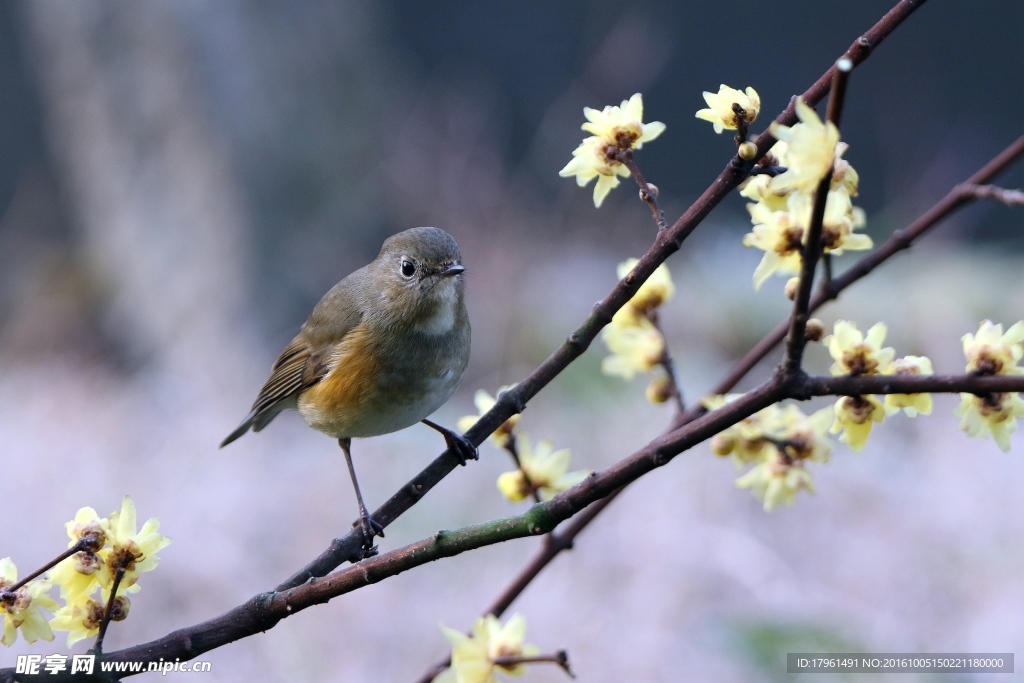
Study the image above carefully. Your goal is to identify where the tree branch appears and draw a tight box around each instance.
[957,182,1024,206]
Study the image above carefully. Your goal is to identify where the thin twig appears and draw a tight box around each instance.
[782,59,851,375]
[648,310,686,414]
[502,437,543,505]
[492,651,575,678]
[957,182,1024,206]
[2,540,89,594]
[733,103,750,147]
[91,567,125,656]
[617,149,667,230]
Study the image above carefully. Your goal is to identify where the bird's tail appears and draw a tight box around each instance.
[220,411,257,448]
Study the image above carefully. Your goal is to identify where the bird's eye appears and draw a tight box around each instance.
[401,260,416,278]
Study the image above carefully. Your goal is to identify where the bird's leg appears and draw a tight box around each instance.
[338,437,384,551]
[421,419,478,465]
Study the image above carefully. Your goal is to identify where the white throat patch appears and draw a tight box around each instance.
[418,279,459,335]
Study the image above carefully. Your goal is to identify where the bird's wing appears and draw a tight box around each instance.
[220,275,366,447]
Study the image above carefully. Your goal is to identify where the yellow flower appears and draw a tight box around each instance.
[742,201,805,289]
[601,310,664,380]
[954,392,1024,453]
[49,497,170,602]
[764,404,834,464]
[560,93,665,207]
[617,258,674,313]
[830,395,885,452]
[457,387,520,449]
[962,320,1024,375]
[739,173,788,213]
[833,142,860,196]
[49,507,109,600]
[788,186,871,256]
[704,398,831,468]
[497,435,590,503]
[735,451,815,511]
[695,84,760,134]
[703,395,776,466]
[0,558,58,646]
[559,136,631,208]
[103,496,171,596]
[580,93,666,149]
[645,373,674,404]
[769,98,840,194]
[824,321,895,376]
[884,356,934,417]
[48,593,105,647]
[437,614,539,683]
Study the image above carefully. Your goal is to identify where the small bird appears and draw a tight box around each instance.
[221,227,475,548]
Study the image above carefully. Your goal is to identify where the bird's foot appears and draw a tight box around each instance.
[443,430,479,466]
[353,512,385,556]
[422,419,479,466]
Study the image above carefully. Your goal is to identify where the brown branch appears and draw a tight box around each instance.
[957,182,1024,206]
[1,540,90,595]
[616,149,667,230]
[503,437,543,505]
[649,310,686,414]
[91,567,126,656]
[800,372,1024,397]
[782,60,850,375]
[493,651,575,679]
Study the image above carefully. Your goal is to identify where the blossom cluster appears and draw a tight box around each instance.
[823,319,1024,453]
[559,93,665,207]
[954,320,1024,451]
[0,496,169,648]
[704,395,832,510]
[733,98,870,290]
[601,258,676,404]
[823,320,931,450]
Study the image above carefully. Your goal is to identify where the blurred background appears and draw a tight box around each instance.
[3,0,1024,680]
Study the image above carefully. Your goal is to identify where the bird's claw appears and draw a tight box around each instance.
[446,432,478,466]
[354,513,385,553]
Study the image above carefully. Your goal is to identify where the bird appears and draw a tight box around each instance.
[221,227,475,550]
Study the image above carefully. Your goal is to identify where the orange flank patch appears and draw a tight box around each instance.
[297,324,377,437]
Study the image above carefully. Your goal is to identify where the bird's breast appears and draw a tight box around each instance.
[297,315,469,440]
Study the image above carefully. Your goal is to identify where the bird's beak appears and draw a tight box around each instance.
[441,263,465,277]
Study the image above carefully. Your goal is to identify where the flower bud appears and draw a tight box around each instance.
[805,318,825,342]
[645,375,674,404]
[784,277,800,300]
